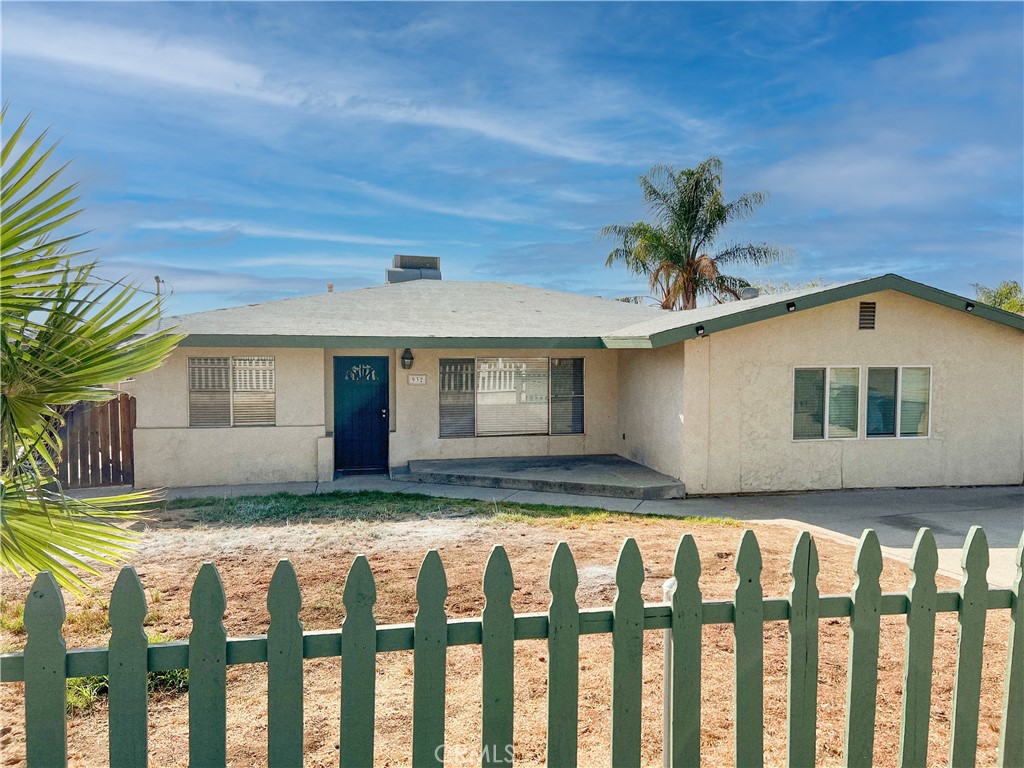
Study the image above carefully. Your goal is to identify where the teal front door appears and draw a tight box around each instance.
[334,356,389,472]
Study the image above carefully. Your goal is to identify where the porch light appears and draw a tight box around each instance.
[965,302,975,312]
[401,348,415,369]
[786,302,796,312]
[695,325,706,336]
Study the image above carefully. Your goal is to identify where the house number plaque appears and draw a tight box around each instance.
[408,374,427,385]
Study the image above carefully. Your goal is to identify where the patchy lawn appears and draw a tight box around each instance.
[0,491,1012,767]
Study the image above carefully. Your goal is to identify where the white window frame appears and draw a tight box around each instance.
[188,355,276,428]
[792,366,861,442]
[865,365,932,440]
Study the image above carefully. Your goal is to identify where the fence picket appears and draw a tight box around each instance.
[734,530,764,768]
[611,538,645,768]
[482,546,515,768]
[787,532,819,768]
[23,572,67,768]
[547,542,580,768]
[341,555,377,768]
[949,526,990,768]
[189,563,227,766]
[897,528,938,768]
[413,550,448,767]
[108,396,124,485]
[844,530,882,768]
[267,559,304,768]
[108,567,149,768]
[664,534,701,768]
[998,532,1024,766]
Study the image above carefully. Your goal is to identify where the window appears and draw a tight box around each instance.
[793,367,859,440]
[439,357,584,437]
[189,356,275,427]
[868,366,930,438]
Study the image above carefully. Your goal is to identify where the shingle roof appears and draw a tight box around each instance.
[170,274,1023,350]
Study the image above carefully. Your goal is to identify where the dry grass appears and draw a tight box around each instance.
[0,496,1012,767]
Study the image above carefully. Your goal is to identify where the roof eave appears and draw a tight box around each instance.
[642,274,1024,349]
[178,334,610,350]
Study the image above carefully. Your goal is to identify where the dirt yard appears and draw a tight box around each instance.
[0,497,1012,767]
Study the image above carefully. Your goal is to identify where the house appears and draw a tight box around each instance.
[132,257,1024,494]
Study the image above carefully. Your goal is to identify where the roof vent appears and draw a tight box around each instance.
[737,286,759,300]
[386,255,442,284]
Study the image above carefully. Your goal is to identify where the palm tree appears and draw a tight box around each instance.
[1,107,183,590]
[602,157,782,310]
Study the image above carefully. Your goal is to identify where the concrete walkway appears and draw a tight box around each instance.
[159,477,1024,588]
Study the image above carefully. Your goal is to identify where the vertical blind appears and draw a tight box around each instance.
[439,357,584,437]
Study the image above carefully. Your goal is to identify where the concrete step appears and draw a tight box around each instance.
[405,455,685,500]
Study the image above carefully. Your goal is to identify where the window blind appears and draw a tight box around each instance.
[188,356,276,427]
[827,367,859,438]
[793,368,825,440]
[232,357,276,426]
[476,358,549,436]
[188,357,231,427]
[900,367,930,436]
[550,358,584,435]
[439,359,476,437]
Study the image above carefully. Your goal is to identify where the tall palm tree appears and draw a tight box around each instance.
[1,107,183,590]
[602,157,782,310]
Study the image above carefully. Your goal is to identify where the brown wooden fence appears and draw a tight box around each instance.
[57,393,136,488]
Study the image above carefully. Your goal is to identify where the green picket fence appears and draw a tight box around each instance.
[1,526,1021,767]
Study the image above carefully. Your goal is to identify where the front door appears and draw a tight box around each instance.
[334,356,389,472]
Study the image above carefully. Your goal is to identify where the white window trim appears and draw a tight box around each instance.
[792,365,861,442]
[865,365,933,440]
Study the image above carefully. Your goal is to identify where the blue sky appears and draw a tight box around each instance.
[3,2,1022,315]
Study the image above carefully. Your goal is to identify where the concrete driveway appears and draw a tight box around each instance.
[657,485,1023,588]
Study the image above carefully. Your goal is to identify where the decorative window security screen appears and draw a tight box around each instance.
[868,366,931,438]
[189,356,276,427]
[439,357,584,437]
[793,367,859,440]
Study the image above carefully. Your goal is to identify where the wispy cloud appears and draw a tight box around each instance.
[2,12,300,106]
[136,219,418,247]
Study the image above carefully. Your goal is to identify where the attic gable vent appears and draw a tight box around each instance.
[858,301,877,330]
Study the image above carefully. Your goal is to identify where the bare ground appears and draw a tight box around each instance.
[0,508,1012,767]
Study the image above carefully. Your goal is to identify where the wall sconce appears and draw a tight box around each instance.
[786,302,796,312]
[695,325,706,336]
[401,348,415,369]
[965,302,975,312]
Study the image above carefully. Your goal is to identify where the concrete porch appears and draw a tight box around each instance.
[402,454,685,500]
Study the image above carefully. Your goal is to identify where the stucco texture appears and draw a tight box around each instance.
[681,290,1024,494]
[133,347,325,487]
[616,344,685,480]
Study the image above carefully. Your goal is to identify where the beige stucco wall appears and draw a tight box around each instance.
[616,344,685,480]
[386,348,620,467]
[681,290,1024,494]
[133,347,325,487]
